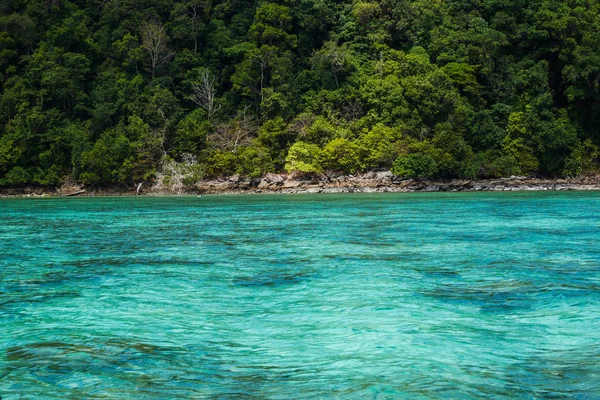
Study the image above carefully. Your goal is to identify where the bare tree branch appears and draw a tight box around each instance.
[209,106,256,152]
[141,21,174,79]
[192,69,222,121]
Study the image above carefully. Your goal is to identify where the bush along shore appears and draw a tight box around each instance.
[3,173,600,198]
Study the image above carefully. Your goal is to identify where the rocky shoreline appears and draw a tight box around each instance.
[2,172,600,198]
[195,172,600,195]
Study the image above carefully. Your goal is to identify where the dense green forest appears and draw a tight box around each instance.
[1,0,600,186]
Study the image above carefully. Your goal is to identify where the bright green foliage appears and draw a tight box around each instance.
[441,63,481,97]
[501,112,540,175]
[356,124,400,170]
[285,141,322,174]
[250,3,296,48]
[321,138,360,174]
[237,144,274,177]
[1,0,600,186]
[205,150,238,177]
[563,140,599,178]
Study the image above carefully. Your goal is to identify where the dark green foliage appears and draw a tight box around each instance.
[391,153,438,180]
[257,117,295,169]
[78,126,133,185]
[1,0,599,186]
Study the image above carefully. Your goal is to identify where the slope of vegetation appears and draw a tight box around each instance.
[1,0,599,186]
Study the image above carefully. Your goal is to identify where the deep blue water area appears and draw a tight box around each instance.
[1,192,600,398]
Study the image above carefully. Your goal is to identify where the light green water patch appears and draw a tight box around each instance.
[1,192,600,398]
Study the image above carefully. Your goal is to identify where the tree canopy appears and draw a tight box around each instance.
[1,0,599,186]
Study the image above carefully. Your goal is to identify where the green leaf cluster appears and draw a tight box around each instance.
[1,0,599,187]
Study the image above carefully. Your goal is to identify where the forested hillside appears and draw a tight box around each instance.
[1,0,600,187]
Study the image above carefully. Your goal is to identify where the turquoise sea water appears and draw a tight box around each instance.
[1,192,600,398]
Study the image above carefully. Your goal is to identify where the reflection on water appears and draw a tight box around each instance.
[1,192,600,398]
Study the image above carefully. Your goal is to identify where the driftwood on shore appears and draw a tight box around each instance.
[57,181,86,197]
[63,189,86,197]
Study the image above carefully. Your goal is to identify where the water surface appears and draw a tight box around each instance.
[1,192,600,398]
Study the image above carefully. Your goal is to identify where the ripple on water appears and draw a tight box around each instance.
[1,192,600,398]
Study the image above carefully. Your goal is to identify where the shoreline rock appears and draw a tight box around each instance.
[2,172,600,198]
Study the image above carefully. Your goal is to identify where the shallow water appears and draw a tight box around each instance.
[1,192,600,398]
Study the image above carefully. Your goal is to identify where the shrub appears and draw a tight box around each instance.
[237,144,274,178]
[357,123,399,170]
[321,138,361,174]
[391,153,438,179]
[563,140,599,177]
[285,141,322,174]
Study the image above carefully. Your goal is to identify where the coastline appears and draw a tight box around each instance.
[2,172,600,198]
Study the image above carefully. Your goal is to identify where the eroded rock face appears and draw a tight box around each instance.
[265,173,285,184]
[282,180,303,189]
[376,171,393,181]
[258,173,285,189]
[288,171,306,181]
[364,171,376,179]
